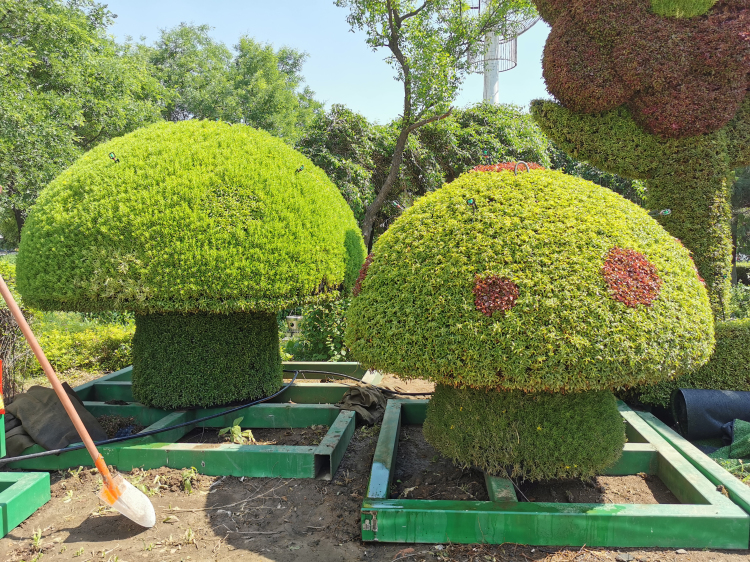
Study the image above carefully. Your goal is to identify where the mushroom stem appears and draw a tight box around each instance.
[131,311,283,409]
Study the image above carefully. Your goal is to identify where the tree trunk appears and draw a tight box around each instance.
[361,126,412,251]
[12,207,25,240]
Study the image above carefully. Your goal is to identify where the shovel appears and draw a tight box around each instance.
[0,267,155,528]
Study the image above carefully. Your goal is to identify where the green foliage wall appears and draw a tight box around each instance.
[424,385,625,481]
[639,319,750,408]
[17,120,365,314]
[346,169,714,392]
[132,312,281,408]
[531,98,750,316]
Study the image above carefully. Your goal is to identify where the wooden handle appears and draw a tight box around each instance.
[0,275,104,469]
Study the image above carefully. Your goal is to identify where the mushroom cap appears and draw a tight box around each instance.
[345,169,714,392]
[17,120,365,313]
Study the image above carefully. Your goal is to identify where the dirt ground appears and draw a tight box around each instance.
[3,375,750,562]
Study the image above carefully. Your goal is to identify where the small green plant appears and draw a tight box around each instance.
[31,528,43,552]
[142,541,154,552]
[730,283,750,319]
[74,547,85,557]
[218,417,255,445]
[63,490,74,503]
[181,467,200,494]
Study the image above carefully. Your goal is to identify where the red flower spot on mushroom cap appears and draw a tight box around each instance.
[353,254,373,297]
[601,247,662,308]
[473,275,519,317]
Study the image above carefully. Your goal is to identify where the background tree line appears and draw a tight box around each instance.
[7,0,746,258]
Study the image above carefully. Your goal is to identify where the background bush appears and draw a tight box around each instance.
[31,313,133,374]
[284,298,351,362]
[638,318,750,408]
[423,385,625,481]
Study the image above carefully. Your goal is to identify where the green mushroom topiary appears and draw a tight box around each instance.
[346,167,714,479]
[18,120,365,408]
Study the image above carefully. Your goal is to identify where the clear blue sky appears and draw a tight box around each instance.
[103,0,551,124]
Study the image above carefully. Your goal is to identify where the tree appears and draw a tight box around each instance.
[0,0,167,240]
[148,24,322,142]
[298,102,550,236]
[335,0,538,249]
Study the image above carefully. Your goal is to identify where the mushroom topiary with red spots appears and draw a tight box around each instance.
[346,166,714,480]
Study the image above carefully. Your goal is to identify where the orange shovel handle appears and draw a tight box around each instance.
[0,274,118,493]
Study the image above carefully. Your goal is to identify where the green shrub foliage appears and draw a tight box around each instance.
[736,262,750,285]
[17,120,365,313]
[535,0,749,139]
[346,169,714,392]
[132,312,281,408]
[33,323,133,375]
[423,385,626,481]
[639,319,750,408]
[531,97,750,315]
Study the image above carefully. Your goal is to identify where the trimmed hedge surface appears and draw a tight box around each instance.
[17,120,365,314]
[639,318,750,408]
[535,0,749,139]
[423,385,625,481]
[346,169,714,392]
[531,98,750,316]
[132,312,282,408]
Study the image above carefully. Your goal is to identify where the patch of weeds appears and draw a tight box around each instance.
[357,424,380,439]
[31,528,43,552]
[219,417,256,444]
[182,467,199,494]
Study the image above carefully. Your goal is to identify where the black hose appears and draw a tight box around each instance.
[1,368,433,464]
[0,370,301,464]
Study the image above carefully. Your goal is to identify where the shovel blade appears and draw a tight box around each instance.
[98,474,156,528]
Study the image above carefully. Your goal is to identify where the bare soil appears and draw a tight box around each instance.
[3,376,750,562]
[179,426,330,447]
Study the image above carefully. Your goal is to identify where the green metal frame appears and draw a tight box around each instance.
[361,400,750,549]
[0,414,51,538]
[637,410,750,517]
[7,365,365,479]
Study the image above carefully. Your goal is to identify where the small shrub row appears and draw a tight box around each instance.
[31,321,134,375]
[638,318,750,407]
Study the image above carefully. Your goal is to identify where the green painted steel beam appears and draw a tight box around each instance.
[285,362,367,379]
[199,404,342,429]
[400,400,428,425]
[82,402,173,426]
[314,410,356,480]
[361,499,749,548]
[92,380,134,402]
[367,401,402,499]
[0,472,50,538]
[268,383,350,404]
[118,442,320,477]
[638,411,750,516]
[361,400,750,548]
[484,475,518,502]
[73,367,131,400]
[601,443,657,475]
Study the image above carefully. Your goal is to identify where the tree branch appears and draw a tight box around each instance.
[398,1,430,25]
[407,107,453,133]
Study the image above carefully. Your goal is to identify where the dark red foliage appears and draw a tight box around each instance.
[470,162,546,173]
[353,254,373,297]
[601,247,662,307]
[473,275,520,317]
[537,0,750,139]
